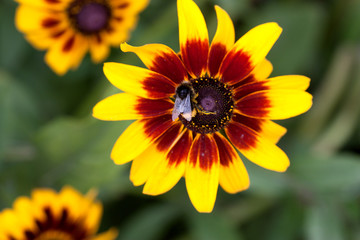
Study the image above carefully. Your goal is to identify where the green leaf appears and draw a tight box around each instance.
[35,117,132,195]
[118,204,179,240]
[246,2,325,76]
[340,0,360,42]
[0,70,39,162]
[188,211,243,240]
[305,200,345,240]
[292,153,360,195]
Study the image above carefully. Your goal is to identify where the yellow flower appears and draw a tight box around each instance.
[93,0,313,213]
[15,0,148,75]
[0,186,117,240]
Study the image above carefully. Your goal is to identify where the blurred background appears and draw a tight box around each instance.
[1,0,360,239]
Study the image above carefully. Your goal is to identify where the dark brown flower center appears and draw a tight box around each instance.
[22,207,88,240]
[179,77,234,134]
[67,0,111,34]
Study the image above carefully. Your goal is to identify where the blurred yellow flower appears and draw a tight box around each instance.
[93,0,313,213]
[0,186,117,240]
[15,0,148,75]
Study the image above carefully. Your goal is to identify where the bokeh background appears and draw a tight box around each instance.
[1,0,360,239]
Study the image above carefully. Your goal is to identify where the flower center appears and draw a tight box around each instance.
[23,207,88,240]
[67,0,111,34]
[180,77,234,134]
[35,230,74,240]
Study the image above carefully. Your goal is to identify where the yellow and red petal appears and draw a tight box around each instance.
[93,93,173,121]
[103,62,176,99]
[234,75,311,100]
[111,114,174,165]
[208,6,235,77]
[31,188,61,217]
[232,59,273,88]
[101,18,131,45]
[15,0,72,11]
[185,134,219,213]
[236,89,313,120]
[106,0,148,43]
[213,133,249,194]
[218,22,282,85]
[12,197,40,233]
[130,123,183,186]
[231,113,286,144]
[143,130,192,195]
[45,32,89,75]
[225,122,289,172]
[89,35,110,63]
[58,186,89,220]
[15,4,67,33]
[177,0,209,78]
[121,43,188,84]
[24,29,67,50]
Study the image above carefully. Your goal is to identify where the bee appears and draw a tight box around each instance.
[172,82,195,121]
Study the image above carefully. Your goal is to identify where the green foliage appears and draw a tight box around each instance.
[1,0,360,239]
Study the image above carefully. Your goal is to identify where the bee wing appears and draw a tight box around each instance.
[181,94,192,121]
[172,94,193,121]
[172,97,183,121]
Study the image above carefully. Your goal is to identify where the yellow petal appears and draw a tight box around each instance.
[185,134,219,213]
[250,58,273,81]
[15,0,72,11]
[264,75,311,90]
[259,120,287,144]
[0,210,24,239]
[83,201,102,235]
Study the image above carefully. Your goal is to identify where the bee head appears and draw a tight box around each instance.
[176,83,192,100]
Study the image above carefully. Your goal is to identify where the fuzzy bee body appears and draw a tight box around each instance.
[172,83,194,121]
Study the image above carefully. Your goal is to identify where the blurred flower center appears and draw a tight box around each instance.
[68,1,111,34]
[36,230,73,240]
[180,77,234,134]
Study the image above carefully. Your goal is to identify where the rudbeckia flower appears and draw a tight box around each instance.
[15,0,148,75]
[0,186,117,240]
[93,0,313,212]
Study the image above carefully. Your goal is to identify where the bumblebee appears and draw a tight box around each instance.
[172,82,195,121]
